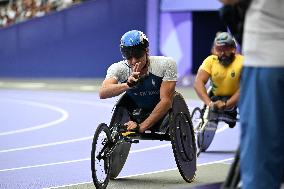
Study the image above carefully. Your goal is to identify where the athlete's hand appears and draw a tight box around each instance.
[124,121,140,132]
[212,100,226,110]
[127,63,141,87]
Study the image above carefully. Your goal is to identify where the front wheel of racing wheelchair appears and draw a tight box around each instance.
[91,95,131,189]
[91,123,112,189]
[91,92,197,188]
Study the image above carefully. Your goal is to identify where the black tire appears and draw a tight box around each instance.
[91,123,112,189]
[170,92,197,182]
[109,105,131,179]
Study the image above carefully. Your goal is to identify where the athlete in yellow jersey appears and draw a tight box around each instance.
[194,32,243,128]
[200,53,243,97]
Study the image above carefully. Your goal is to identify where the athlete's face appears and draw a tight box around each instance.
[214,45,236,66]
[126,50,148,73]
[214,45,236,58]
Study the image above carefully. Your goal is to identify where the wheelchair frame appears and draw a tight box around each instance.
[91,92,197,189]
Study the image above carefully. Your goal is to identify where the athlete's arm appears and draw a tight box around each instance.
[139,81,176,133]
[99,78,129,99]
[226,88,240,108]
[100,63,142,99]
[194,69,212,106]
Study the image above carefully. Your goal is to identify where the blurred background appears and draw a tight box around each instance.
[0,0,227,87]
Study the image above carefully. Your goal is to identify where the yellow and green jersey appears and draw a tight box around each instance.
[199,54,243,96]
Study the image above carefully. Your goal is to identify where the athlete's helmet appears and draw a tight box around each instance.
[214,32,237,49]
[120,30,149,59]
[213,32,237,66]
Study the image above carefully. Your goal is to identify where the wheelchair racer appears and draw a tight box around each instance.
[99,30,177,133]
[194,32,244,128]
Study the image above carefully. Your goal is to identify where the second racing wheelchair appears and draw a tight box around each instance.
[190,88,239,156]
[91,92,197,189]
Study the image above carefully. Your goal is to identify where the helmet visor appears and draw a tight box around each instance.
[121,47,146,60]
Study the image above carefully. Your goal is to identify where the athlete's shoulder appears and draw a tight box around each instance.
[202,55,218,66]
[234,54,244,65]
[206,54,218,61]
[149,56,176,69]
[108,60,128,70]
[149,56,175,63]
[148,56,177,80]
[106,60,129,81]
[202,55,218,65]
[235,54,244,60]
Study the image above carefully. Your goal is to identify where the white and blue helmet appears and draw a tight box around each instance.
[120,30,149,59]
[120,30,149,48]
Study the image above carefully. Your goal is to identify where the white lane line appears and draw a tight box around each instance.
[42,157,234,189]
[0,158,91,172]
[0,99,69,137]
[0,122,229,154]
[0,123,229,154]
[0,136,93,154]
[0,144,171,172]
[0,125,231,173]
[9,97,115,109]
[43,98,115,109]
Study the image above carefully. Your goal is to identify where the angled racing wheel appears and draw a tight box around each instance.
[91,123,112,189]
[170,92,197,182]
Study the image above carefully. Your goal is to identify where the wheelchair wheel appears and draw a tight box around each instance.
[190,107,203,156]
[109,105,131,179]
[197,121,218,152]
[91,123,112,189]
[170,92,196,182]
[190,107,203,131]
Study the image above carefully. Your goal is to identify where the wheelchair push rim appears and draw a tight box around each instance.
[190,107,204,156]
[109,106,131,179]
[91,123,112,189]
[190,107,203,130]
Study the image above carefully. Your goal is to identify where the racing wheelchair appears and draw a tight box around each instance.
[190,88,238,156]
[91,92,197,189]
